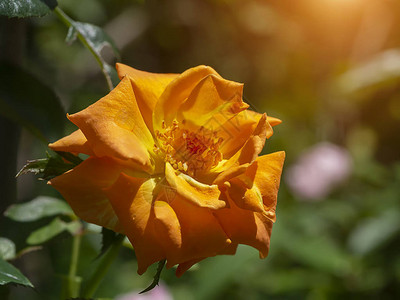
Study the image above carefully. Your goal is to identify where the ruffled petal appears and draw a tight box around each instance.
[153,65,219,133]
[68,76,155,172]
[218,110,263,158]
[48,157,125,232]
[176,74,248,129]
[116,63,178,132]
[225,177,264,213]
[211,114,273,182]
[49,129,94,156]
[214,196,274,259]
[104,174,165,274]
[164,162,226,209]
[236,151,285,222]
[165,191,231,268]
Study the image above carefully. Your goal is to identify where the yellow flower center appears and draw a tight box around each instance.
[155,119,223,176]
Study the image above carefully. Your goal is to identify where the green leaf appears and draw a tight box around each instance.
[16,151,82,180]
[0,63,65,143]
[26,217,67,245]
[54,8,120,91]
[139,259,166,294]
[337,49,400,97]
[0,238,16,261]
[5,196,73,222]
[348,210,400,255]
[98,228,120,259]
[0,0,57,18]
[0,257,33,287]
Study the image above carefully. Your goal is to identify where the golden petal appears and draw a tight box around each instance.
[68,76,155,172]
[104,174,165,275]
[238,151,285,222]
[211,113,272,179]
[116,63,178,132]
[153,65,219,133]
[164,162,226,210]
[48,157,125,232]
[165,192,231,268]
[49,129,94,156]
[214,196,273,259]
[176,74,248,129]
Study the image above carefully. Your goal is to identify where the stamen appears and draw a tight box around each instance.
[155,119,223,175]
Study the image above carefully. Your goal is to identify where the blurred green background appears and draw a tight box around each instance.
[1,0,400,299]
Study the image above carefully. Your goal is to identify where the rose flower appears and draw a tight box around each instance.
[48,64,285,276]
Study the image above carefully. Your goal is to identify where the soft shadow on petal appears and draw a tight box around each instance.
[176,74,248,130]
[153,65,219,133]
[164,163,226,209]
[49,129,94,156]
[68,76,155,172]
[165,193,232,268]
[48,157,126,232]
[105,174,165,275]
[116,63,178,133]
[212,113,272,183]
[225,178,265,213]
[217,110,262,158]
[238,151,285,222]
[214,196,273,259]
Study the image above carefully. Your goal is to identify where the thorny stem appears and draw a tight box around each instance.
[54,7,114,91]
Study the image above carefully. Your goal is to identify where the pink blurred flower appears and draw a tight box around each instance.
[115,283,173,300]
[285,142,352,201]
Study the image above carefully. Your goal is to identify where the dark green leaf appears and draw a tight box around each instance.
[139,259,166,294]
[0,63,65,143]
[0,0,57,18]
[26,217,67,245]
[16,151,81,180]
[55,8,120,90]
[5,196,73,222]
[0,257,33,287]
[98,228,120,259]
[0,238,16,261]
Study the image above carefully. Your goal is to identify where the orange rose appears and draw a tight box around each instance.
[48,64,285,276]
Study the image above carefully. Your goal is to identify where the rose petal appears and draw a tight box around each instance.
[105,174,165,274]
[214,196,273,259]
[164,163,226,210]
[165,192,231,268]
[176,74,248,130]
[226,177,264,213]
[116,63,178,132]
[211,113,272,180]
[49,129,94,156]
[68,76,155,172]
[238,151,285,221]
[153,65,219,133]
[48,157,126,232]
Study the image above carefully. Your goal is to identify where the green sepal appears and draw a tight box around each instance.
[16,151,82,180]
[139,259,166,294]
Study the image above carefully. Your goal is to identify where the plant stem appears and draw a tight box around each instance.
[53,7,114,91]
[63,229,82,299]
[82,234,124,298]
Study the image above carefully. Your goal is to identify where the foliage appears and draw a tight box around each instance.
[1,0,400,299]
